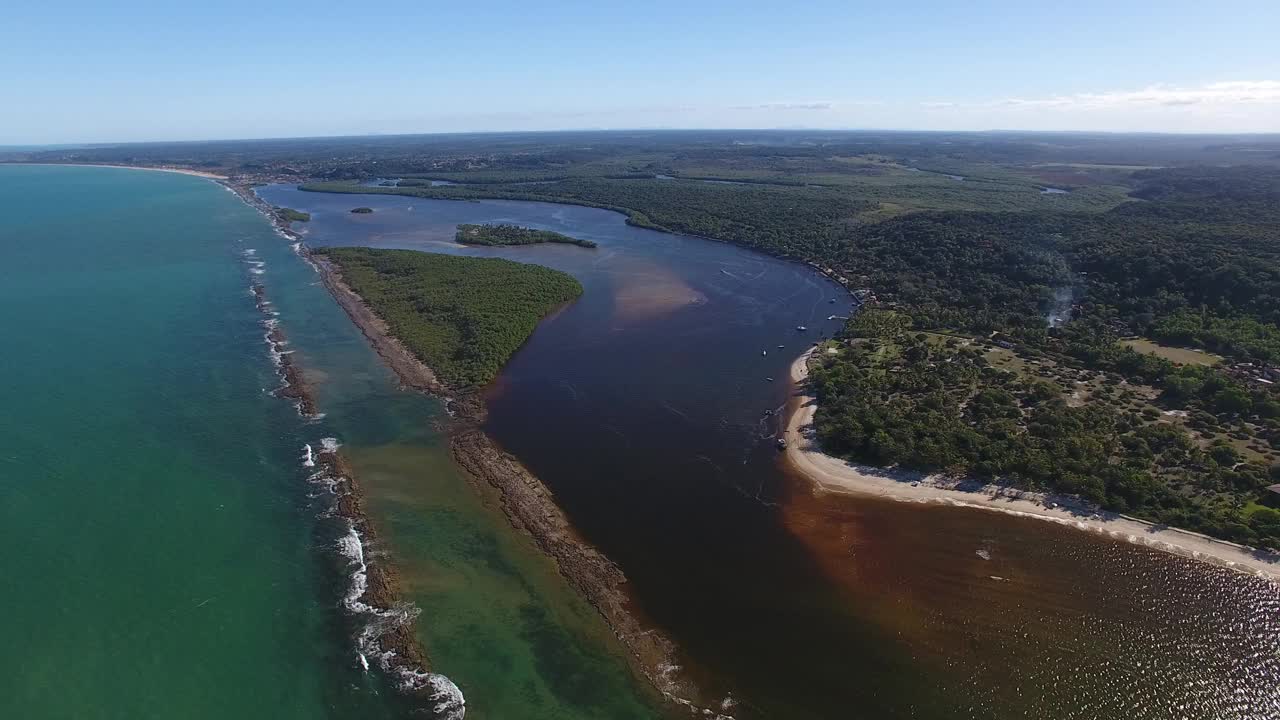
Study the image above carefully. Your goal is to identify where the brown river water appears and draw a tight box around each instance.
[258,185,1280,720]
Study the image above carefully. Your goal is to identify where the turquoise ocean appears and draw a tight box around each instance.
[0,165,657,720]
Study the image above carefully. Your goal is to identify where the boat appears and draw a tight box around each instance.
[761,350,767,356]
[796,325,807,331]
[765,376,774,382]
[775,438,788,450]
[777,345,785,349]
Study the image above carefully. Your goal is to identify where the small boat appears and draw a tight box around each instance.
[775,438,788,450]
[764,409,773,416]
[777,345,785,349]
[796,325,807,331]
[761,350,768,356]
[829,298,836,303]
[765,377,774,382]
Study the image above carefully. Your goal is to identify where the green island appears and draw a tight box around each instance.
[312,247,582,387]
[276,206,310,222]
[456,223,597,248]
[350,207,374,214]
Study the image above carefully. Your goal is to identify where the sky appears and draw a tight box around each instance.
[3,0,1279,144]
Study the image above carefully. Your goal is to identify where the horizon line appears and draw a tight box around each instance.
[7,126,1280,149]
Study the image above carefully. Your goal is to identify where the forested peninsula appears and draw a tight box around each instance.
[456,223,597,248]
[312,247,581,387]
[303,162,1280,548]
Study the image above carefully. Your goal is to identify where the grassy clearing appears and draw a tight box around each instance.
[1122,338,1223,366]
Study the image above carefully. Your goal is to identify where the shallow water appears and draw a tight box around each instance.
[264,184,1280,719]
[0,166,658,720]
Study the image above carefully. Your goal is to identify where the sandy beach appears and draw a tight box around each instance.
[783,346,1280,580]
[5,162,229,179]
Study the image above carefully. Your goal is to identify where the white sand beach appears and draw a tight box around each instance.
[783,347,1280,580]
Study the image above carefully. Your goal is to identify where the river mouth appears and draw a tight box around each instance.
[260,184,1280,719]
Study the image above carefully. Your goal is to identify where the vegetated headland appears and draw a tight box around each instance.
[784,344,1280,578]
[311,247,583,387]
[310,246,698,704]
[456,223,597,248]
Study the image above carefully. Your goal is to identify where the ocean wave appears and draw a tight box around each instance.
[337,524,369,610]
[304,468,343,501]
[334,522,465,717]
[228,184,465,717]
[403,672,466,720]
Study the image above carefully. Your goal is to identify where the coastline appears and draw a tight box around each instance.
[4,161,229,180]
[313,255,700,706]
[783,346,1280,580]
[7,163,306,243]
[236,182,463,715]
[257,277,455,703]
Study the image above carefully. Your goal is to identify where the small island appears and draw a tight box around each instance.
[312,247,583,387]
[276,207,310,222]
[350,207,374,214]
[456,223,597,248]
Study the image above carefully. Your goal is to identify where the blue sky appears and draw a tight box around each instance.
[3,0,1279,143]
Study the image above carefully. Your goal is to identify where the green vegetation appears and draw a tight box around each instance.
[456,223,597,248]
[276,207,310,222]
[296,143,1280,548]
[314,247,582,387]
[27,131,1280,547]
[350,207,374,214]
[302,177,872,253]
[1122,339,1222,367]
[812,307,1280,547]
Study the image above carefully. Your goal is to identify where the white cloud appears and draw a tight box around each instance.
[732,102,834,111]
[997,80,1280,110]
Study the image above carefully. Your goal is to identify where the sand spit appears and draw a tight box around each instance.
[314,258,705,707]
[4,162,229,180]
[783,347,1280,581]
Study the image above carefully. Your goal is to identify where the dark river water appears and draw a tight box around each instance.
[258,185,1280,720]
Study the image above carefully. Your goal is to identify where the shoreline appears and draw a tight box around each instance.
[782,347,1280,580]
[313,255,701,707]
[236,183,463,715]
[4,161,229,180]
[6,163,307,243]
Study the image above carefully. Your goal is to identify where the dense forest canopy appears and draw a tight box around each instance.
[314,247,582,388]
[12,130,1280,546]
[456,223,597,248]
